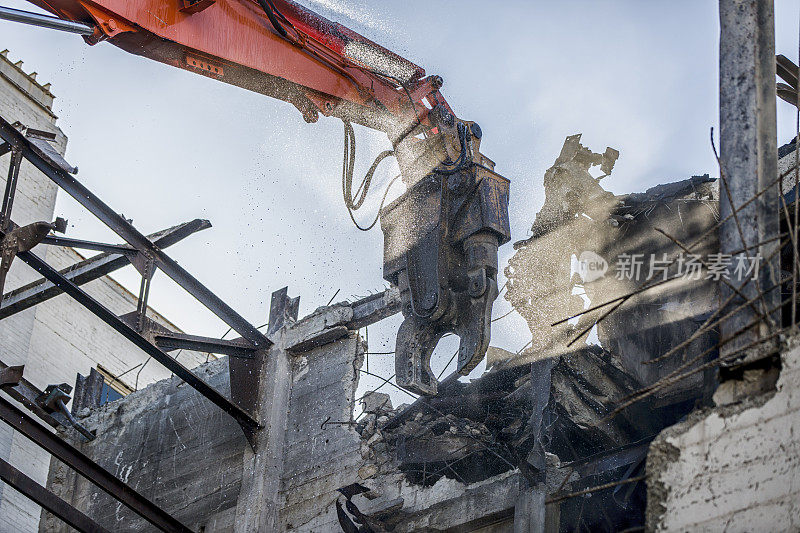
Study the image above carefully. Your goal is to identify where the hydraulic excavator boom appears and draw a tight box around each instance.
[3,0,511,394]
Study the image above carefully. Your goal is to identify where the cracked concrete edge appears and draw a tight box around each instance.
[281,289,401,353]
[645,429,681,531]
[645,333,799,531]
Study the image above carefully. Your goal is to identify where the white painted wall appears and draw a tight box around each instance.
[0,50,209,532]
[648,337,800,532]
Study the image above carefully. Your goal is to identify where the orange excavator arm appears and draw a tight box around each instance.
[24,0,448,139]
[5,0,512,396]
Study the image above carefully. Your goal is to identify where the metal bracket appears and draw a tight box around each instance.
[0,365,23,387]
[0,218,66,295]
[131,253,156,333]
[36,383,95,440]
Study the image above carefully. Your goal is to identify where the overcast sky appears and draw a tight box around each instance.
[2,0,799,404]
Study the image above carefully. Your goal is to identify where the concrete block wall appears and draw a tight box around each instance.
[0,47,64,388]
[647,337,800,531]
[42,358,245,532]
[0,49,71,533]
[0,49,208,532]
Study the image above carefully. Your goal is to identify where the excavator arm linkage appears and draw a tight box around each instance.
[9,0,510,394]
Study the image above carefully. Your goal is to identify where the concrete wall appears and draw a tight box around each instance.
[43,299,525,532]
[42,358,245,532]
[279,333,364,530]
[647,336,800,532]
[42,330,367,532]
[0,49,207,532]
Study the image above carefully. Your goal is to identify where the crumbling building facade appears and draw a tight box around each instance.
[33,127,800,531]
[0,0,799,531]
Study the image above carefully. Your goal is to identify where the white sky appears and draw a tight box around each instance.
[2,0,799,406]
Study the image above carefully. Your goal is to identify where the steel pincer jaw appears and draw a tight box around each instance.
[455,271,498,375]
[394,315,444,396]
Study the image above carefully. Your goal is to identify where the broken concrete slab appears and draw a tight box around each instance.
[282,304,353,353]
[506,135,719,404]
[361,391,392,414]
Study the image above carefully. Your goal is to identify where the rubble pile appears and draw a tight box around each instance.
[354,135,724,530]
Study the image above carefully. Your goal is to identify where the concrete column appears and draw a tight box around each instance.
[718,0,780,359]
[233,343,291,532]
[514,482,545,533]
[233,288,297,532]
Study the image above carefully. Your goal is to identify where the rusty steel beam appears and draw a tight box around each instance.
[0,395,193,533]
[154,332,257,358]
[39,235,136,255]
[0,219,211,319]
[0,457,111,533]
[11,246,260,435]
[0,115,269,349]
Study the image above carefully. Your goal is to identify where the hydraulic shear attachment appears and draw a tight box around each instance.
[381,109,510,395]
